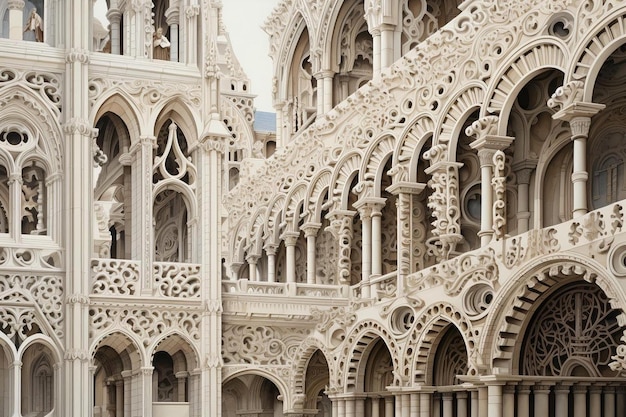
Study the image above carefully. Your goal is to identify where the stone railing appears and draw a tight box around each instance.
[153,262,201,298]
[91,259,202,298]
[222,279,346,298]
[91,258,141,296]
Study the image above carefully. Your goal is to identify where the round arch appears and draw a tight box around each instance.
[483,254,626,373]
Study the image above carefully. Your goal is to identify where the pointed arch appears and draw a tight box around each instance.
[289,337,334,403]
[148,331,199,371]
[91,90,144,141]
[304,168,332,223]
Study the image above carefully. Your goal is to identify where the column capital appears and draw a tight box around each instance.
[386,181,426,196]
[129,135,157,155]
[7,0,25,10]
[264,242,278,255]
[301,222,322,237]
[281,231,300,246]
[353,197,386,217]
[106,7,122,21]
[550,101,605,122]
[245,254,259,264]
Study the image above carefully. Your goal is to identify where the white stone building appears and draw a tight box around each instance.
[1,0,626,417]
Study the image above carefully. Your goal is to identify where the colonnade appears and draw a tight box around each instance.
[318,381,626,417]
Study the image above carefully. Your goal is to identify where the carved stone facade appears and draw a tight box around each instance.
[4,1,626,417]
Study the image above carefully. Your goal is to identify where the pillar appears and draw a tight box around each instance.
[371,202,384,276]
[572,384,587,417]
[533,385,551,417]
[371,397,380,417]
[175,371,188,402]
[7,173,21,239]
[115,380,124,417]
[246,255,259,282]
[322,71,334,114]
[165,7,180,62]
[356,203,372,297]
[487,384,503,417]
[265,244,277,282]
[442,392,454,417]
[548,86,604,218]
[604,386,615,417]
[516,385,531,417]
[513,165,534,233]
[410,393,420,417]
[141,367,154,417]
[589,386,602,417]
[326,210,356,286]
[384,395,394,417]
[457,391,468,417]
[380,25,395,69]
[121,370,132,417]
[554,384,569,417]
[617,386,626,417]
[106,8,122,54]
[371,29,381,77]
[282,231,299,284]
[131,136,156,295]
[302,223,321,284]
[419,391,431,417]
[467,118,513,246]
[7,0,25,41]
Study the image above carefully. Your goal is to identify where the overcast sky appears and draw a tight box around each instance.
[222,0,276,112]
[93,0,277,112]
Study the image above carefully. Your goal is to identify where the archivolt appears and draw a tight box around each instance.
[485,254,626,372]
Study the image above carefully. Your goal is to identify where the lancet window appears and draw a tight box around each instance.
[0,128,52,239]
[153,121,196,263]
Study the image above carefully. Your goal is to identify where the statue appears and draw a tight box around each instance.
[153,27,171,61]
[24,8,43,42]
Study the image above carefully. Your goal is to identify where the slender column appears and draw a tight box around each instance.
[265,244,277,282]
[589,386,602,417]
[410,393,420,417]
[604,386,615,417]
[384,396,394,416]
[478,386,488,417]
[554,384,569,417]
[371,202,384,276]
[533,385,551,417]
[548,86,604,218]
[355,396,365,417]
[302,223,321,284]
[282,231,300,284]
[467,118,513,245]
[11,360,21,417]
[115,380,124,417]
[516,385,531,417]
[442,392,454,417]
[332,396,339,417]
[572,385,587,417]
[184,5,199,64]
[345,396,355,417]
[230,262,242,281]
[165,8,180,62]
[322,71,334,113]
[246,254,259,282]
[513,165,534,233]
[7,173,21,240]
[401,393,411,417]
[471,390,479,417]
[371,29,381,77]
[7,0,25,41]
[432,393,441,417]
[487,384,503,417]
[121,370,132,417]
[106,8,122,54]
[457,391,468,417]
[141,367,154,417]
[175,371,188,402]
[419,392,431,417]
[502,385,515,417]
[355,203,372,291]
[617,386,626,417]
[380,24,395,69]
[371,397,380,417]
[337,397,345,417]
